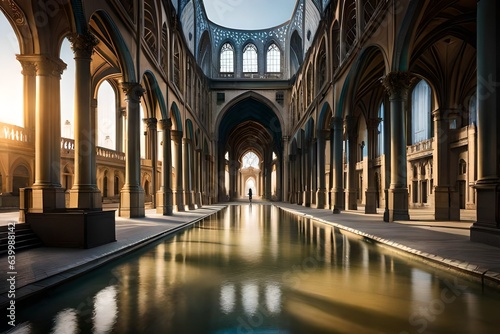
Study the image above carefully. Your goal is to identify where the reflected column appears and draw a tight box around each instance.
[119,82,145,218]
[381,71,411,221]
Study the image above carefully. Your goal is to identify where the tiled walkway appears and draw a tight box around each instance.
[1,203,499,311]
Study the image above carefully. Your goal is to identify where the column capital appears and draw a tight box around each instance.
[330,116,343,130]
[381,71,414,99]
[159,118,172,129]
[367,117,382,130]
[344,115,357,139]
[143,117,158,130]
[69,32,99,58]
[16,54,67,78]
[121,82,144,103]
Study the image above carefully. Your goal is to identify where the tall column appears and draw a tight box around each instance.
[345,115,358,210]
[433,110,460,220]
[365,118,381,214]
[381,71,411,221]
[296,149,303,205]
[119,82,145,218]
[17,55,67,212]
[195,148,203,208]
[302,140,311,207]
[331,117,344,213]
[471,0,500,246]
[172,130,185,211]
[282,136,290,202]
[316,130,329,209]
[156,119,173,215]
[144,118,157,207]
[183,138,195,209]
[68,32,102,210]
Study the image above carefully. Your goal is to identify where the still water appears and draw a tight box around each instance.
[7,204,500,333]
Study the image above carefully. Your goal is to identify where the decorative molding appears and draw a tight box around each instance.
[381,71,413,98]
[69,32,99,58]
[121,82,144,103]
[2,0,26,25]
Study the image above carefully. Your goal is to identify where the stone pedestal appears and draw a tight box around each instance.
[30,187,66,213]
[119,187,145,218]
[434,186,460,221]
[315,189,328,209]
[156,190,173,215]
[388,188,410,221]
[365,190,378,214]
[346,190,357,210]
[69,188,102,210]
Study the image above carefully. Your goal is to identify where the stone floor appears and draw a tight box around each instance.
[1,202,499,311]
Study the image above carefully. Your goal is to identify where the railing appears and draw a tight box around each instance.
[0,123,31,143]
[61,138,125,161]
[407,138,433,154]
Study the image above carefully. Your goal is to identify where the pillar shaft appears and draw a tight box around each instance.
[345,115,358,210]
[382,71,411,221]
[471,0,500,246]
[365,118,381,214]
[172,130,185,211]
[156,119,173,215]
[316,130,328,209]
[119,82,145,217]
[68,33,102,209]
[331,117,344,213]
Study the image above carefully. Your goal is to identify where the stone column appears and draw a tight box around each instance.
[68,32,102,210]
[433,110,460,220]
[156,119,173,215]
[195,148,203,208]
[471,0,500,246]
[144,117,157,207]
[345,115,358,210]
[183,138,195,209]
[282,136,290,202]
[316,130,329,209]
[302,140,311,207]
[365,118,381,214]
[296,148,303,205]
[331,117,344,213]
[172,130,185,211]
[119,82,145,218]
[17,55,67,212]
[381,71,411,221]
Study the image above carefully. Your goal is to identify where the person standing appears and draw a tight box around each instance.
[248,188,252,203]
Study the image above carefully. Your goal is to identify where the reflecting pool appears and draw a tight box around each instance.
[7,205,500,333]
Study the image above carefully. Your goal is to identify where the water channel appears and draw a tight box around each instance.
[8,204,500,333]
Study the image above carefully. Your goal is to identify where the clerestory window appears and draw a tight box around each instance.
[243,43,258,73]
[220,43,234,73]
[266,43,281,73]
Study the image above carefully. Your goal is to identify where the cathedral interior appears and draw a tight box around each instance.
[0,0,499,247]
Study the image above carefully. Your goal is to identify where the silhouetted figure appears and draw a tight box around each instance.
[248,188,252,203]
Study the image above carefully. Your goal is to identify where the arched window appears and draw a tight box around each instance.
[243,43,258,73]
[469,93,477,126]
[242,151,259,169]
[0,12,23,127]
[220,43,234,73]
[411,80,432,144]
[173,40,181,88]
[377,102,384,156]
[97,80,117,150]
[266,43,280,73]
[343,0,357,52]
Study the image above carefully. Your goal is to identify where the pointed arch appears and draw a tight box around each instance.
[170,102,182,132]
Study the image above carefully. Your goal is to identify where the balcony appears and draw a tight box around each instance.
[407,138,433,160]
[0,122,32,145]
[61,138,125,164]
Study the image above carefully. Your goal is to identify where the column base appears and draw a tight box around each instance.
[119,187,145,218]
[346,190,357,210]
[434,186,460,221]
[175,190,185,212]
[470,180,500,247]
[388,188,410,221]
[196,191,202,208]
[69,187,102,210]
[302,191,311,207]
[30,187,66,213]
[365,190,378,214]
[315,189,328,209]
[332,189,344,213]
[296,192,303,205]
[185,191,196,210]
[156,190,173,215]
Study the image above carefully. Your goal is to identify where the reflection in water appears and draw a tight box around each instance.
[9,205,500,334]
[51,309,77,334]
[92,286,118,334]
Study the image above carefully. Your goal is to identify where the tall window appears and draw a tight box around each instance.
[220,43,234,73]
[411,80,432,144]
[97,81,117,150]
[469,93,477,126]
[243,43,258,73]
[0,12,23,127]
[266,43,281,72]
[377,102,384,156]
